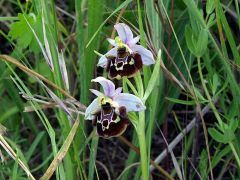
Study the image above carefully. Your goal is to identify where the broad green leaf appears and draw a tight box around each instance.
[206,0,215,15]
[208,128,227,143]
[211,73,220,95]
[229,119,239,132]
[198,150,208,179]
[9,13,43,53]
[196,28,208,57]
[185,25,197,55]
[185,25,208,57]
[208,127,235,144]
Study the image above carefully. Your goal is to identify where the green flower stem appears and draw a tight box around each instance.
[134,72,144,98]
[128,71,148,179]
[123,77,139,96]
[137,111,149,180]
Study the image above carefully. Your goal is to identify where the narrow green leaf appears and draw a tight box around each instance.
[142,50,161,103]
[211,145,231,169]
[88,132,99,180]
[165,97,207,105]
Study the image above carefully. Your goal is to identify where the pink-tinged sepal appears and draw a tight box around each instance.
[113,93,146,112]
[132,45,155,65]
[97,48,117,68]
[85,98,100,120]
[114,23,133,43]
[91,77,116,97]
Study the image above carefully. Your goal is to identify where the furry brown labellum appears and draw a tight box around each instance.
[106,47,143,79]
[92,102,129,138]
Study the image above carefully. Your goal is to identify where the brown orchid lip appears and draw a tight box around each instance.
[106,51,143,79]
[92,104,130,138]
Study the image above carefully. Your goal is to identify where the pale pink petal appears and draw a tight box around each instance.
[91,77,115,97]
[128,35,140,47]
[114,87,122,96]
[97,48,117,68]
[90,89,104,97]
[85,98,100,120]
[113,93,146,112]
[107,38,117,46]
[114,23,133,43]
[132,45,155,65]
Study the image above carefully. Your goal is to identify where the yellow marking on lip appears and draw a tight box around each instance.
[129,58,134,65]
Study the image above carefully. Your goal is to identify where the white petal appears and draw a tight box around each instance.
[128,36,140,47]
[114,23,133,43]
[85,98,100,120]
[91,77,115,97]
[97,48,117,68]
[132,45,155,65]
[97,56,108,68]
[107,38,117,46]
[90,89,104,97]
[113,93,146,112]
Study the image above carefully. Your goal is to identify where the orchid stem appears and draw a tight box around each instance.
[134,70,148,179]
[134,72,144,98]
[137,111,149,180]
[123,78,139,96]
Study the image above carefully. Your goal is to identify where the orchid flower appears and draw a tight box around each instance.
[85,77,145,138]
[97,23,155,79]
